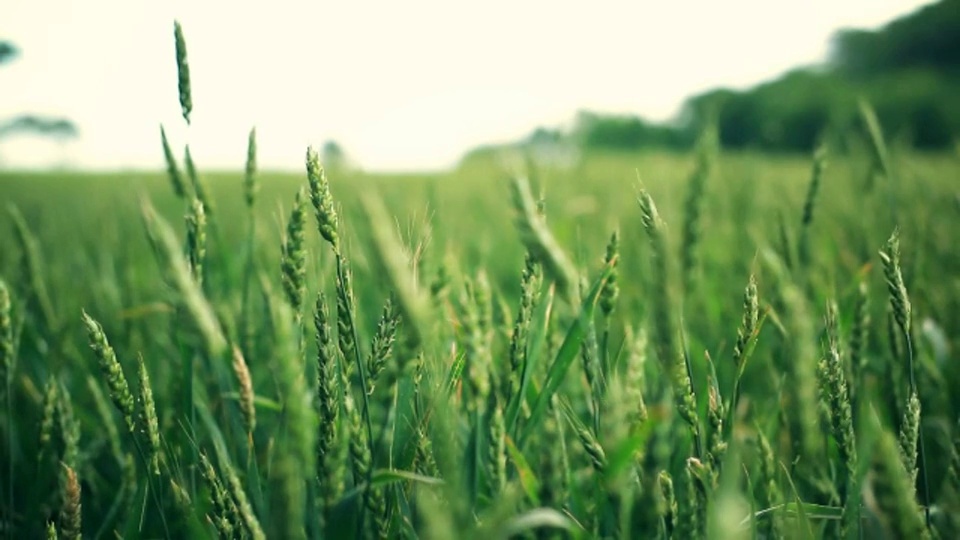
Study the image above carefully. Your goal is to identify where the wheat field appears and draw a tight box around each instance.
[1,22,959,540]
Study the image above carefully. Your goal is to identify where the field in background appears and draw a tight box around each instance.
[1,144,959,538]
[2,148,958,336]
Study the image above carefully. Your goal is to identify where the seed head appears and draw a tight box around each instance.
[0,279,13,393]
[59,464,81,540]
[879,229,911,335]
[185,198,206,283]
[280,188,307,310]
[306,147,340,251]
[173,21,192,124]
[82,311,135,433]
[599,230,620,317]
[231,346,256,436]
[244,127,258,208]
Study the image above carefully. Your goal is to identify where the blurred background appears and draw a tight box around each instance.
[2,0,955,172]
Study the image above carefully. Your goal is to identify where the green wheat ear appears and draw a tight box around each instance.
[136,354,161,476]
[173,21,192,124]
[681,123,718,293]
[231,346,256,437]
[870,411,928,540]
[599,230,620,318]
[756,429,782,539]
[817,301,857,508]
[81,311,135,434]
[729,273,759,428]
[878,228,930,525]
[56,381,80,471]
[658,471,678,536]
[850,281,870,401]
[313,292,342,526]
[879,229,911,336]
[0,279,13,399]
[280,188,307,311]
[59,464,81,540]
[623,325,649,429]
[637,187,698,441]
[244,127,258,208]
[306,146,340,251]
[185,199,206,284]
[198,450,242,539]
[799,144,828,267]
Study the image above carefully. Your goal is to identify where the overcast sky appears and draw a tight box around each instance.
[1,0,932,171]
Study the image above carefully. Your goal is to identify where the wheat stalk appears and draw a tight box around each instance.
[81,311,135,434]
[173,21,192,124]
[198,450,241,538]
[160,125,187,198]
[755,429,782,539]
[638,188,699,448]
[870,418,929,539]
[58,464,81,540]
[306,146,340,251]
[366,297,400,394]
[658,471,678,538]
[230,345,256,437]
[507,254,539,407]
[313,293,342,528]
[280,187,307,311]
[244,127,258,208]
[185,198,206,284]
[599,231,620,318]
[817,301,859,536]
[681,124,718,293]
[798,144,828,267]
[879,229,930,525]
[728,274,759,431]
[56,382,79,471]
[850,281,870,405]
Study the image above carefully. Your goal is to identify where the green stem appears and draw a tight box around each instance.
[336,254,375,538]
[681,326,703,460]
[5,377,12,536]
[130,432,171,538]
[241,210,257,358]
[727,374,743,442]
[905,334,930,527]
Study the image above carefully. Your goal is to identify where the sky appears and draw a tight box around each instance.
[1,0,934,172]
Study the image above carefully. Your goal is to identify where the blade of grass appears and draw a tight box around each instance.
[494,508,574,539]
[504,435,541,504]
[336,469,444,504]
[507,283,555,435]
[779,461,815,539]
[520,260,615,446]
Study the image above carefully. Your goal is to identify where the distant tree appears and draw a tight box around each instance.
[573,111,690,150]
[0,41,18,65]
[0,41,79,149]
[322,140,344,165]
[0,115,78,140]
[526,127,564,145]
[832,0,960,78]
[682,0,960,152]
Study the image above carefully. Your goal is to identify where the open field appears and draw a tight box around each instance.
[1,143,959,539]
